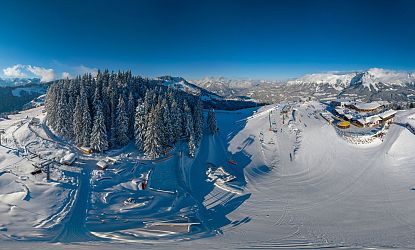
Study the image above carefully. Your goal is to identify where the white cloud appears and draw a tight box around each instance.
[62,72,73,79]
[27,65,55,82]
[2,63,98,81]
[75,65,98,77]
[3,64,27,78]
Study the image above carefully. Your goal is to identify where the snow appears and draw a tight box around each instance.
[2,103,415,248]
[378,109,397,119]
[352,101,382,110]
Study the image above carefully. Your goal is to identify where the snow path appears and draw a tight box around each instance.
[53,161,96,242]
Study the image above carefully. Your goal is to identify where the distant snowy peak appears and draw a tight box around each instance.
[158,75,201,95]
[157,75,223,101]
[288,72,358,91]
[288,68,415,91]
[0,77,41,87]
[354,68,415,91]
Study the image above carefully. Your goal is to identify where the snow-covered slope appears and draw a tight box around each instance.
[2,103,415,249]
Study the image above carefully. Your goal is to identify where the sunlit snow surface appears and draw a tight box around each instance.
[1,102,415,249]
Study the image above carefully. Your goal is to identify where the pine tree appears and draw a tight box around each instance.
[188,133,196,157]
[134,100,146,150]
[73,97,83,145]
[184,102,196,156]
[144,107,162,159]
[56,90,70,138]
[127,92,135,138]
[207,108,218,134]
[193,98,203,142]
[45,84,59,129]
[81,99,92,146]
[161,98,173,146]
[170,99,182,142]
[115,96,129,146]
[90,102,109,152]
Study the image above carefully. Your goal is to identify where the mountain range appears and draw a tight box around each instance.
[1,68,414,114]
[191,68,415,104]
[0,77,41,87]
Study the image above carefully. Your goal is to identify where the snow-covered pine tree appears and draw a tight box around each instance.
[161,98,173,146]
[81,98,92,146]
[108,93,118,147]
[115,96,129,146]
[66,95,75,140]
[45,84,59,129]
[127,92,135,138]
[183,100,194,139]
[72,96,83,145]
[90,101,109,152]
[170,99,182,142]
[56,90,70,138]
[207,108,218,134]
[183,101,196,156]
[134,100,146,150]
[144,107,162,159]
[193,98,203,142]
[93,86,102,113]
[188,133,196,157]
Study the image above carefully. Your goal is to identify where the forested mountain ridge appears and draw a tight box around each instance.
[45,70,205,158]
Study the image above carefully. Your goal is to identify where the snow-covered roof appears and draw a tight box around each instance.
[344,114,353,120]
[352,102,382,110]
[335,108,344,115]
[60,153,76,164]
[332,98,352,104]
[357,118,367,125]
[366,115,382,123]
[97,160,108,169]
[378,109,397,119]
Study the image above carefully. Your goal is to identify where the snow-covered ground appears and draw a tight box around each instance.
[1,103,415,249]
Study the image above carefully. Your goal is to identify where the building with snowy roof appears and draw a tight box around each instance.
[378,109,397,124]
[351,102,383,112]
[331,99,353,108]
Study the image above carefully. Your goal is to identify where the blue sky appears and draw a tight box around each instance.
[1,0,414,80]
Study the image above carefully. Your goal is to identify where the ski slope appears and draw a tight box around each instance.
[1,102,415,249]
